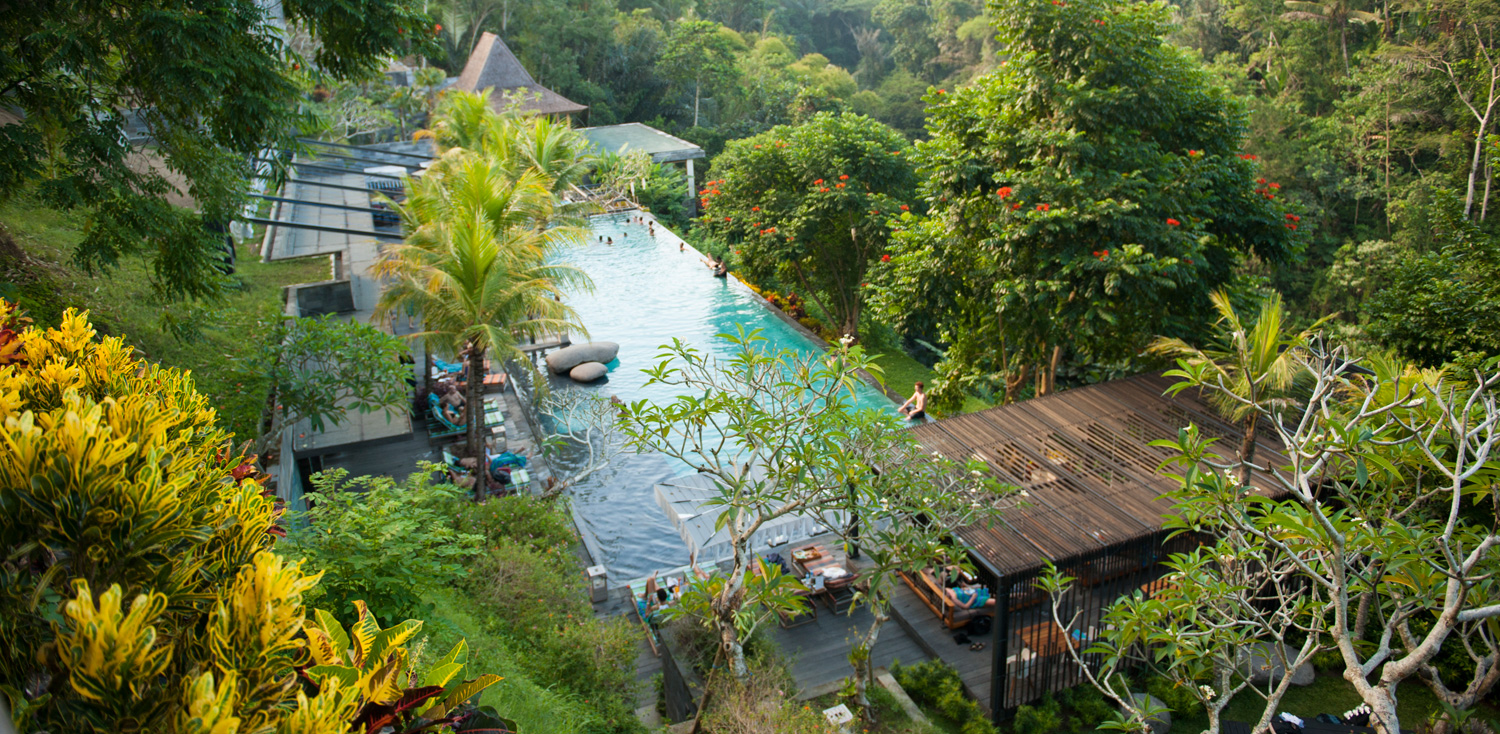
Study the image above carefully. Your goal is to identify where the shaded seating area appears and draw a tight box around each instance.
[896,372,1290,719]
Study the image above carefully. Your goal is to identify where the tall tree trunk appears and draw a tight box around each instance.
[1483,160,1493,222]
[466,345,487,500]
[851,605,888,717]
[1006,364,1030,403]
[1465,110,1492,220]
[1039,344,1062,396]
[693,80,701,128]
[1239,412,1259,486]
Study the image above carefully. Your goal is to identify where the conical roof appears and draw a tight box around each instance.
[454,33,587,116]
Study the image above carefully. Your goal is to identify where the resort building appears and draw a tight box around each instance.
[898,372,1287,718]
[454,32,588,119]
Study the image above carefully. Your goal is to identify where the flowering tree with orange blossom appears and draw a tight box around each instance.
[868,0,1301,410]
[696,111,918,340]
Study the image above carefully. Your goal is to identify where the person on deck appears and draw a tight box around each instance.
[898,381,928,421]
[638,571,672,624]
[947,582,995,610]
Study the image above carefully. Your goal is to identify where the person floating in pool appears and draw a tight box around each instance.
[898,381,928,421]
[606,237,613,245]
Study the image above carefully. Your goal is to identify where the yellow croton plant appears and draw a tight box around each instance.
[0,303,501,734]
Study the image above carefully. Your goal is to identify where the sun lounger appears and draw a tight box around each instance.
[624,565,697,656]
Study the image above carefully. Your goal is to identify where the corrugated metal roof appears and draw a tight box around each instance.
[912,373,1288,577]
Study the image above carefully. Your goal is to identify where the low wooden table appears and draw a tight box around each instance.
[791,543,861,612]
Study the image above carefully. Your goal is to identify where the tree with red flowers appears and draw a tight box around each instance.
[698,112,917,339]
[869,0,1298,409]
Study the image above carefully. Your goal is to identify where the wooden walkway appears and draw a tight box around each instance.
[889,579,996,713]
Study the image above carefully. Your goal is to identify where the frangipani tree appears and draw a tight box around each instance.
[818,416,1007,717]
[1050,339,1500,734]
[617,327,1003,685]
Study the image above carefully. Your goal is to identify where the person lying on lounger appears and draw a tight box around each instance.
[946,582,995,610]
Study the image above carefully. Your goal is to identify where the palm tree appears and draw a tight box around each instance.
[1281,0,1380,74]
[423,90,500,151]
[374,160,591,493]
[1148,290,1330,485]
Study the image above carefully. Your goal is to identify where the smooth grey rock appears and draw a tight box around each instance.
[546,342,620,374]
[1240,642,1315,686]
[569,361,609,382]
[1126,693,1172,734]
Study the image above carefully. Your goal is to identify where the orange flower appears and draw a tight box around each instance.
[839,174,849,180]
[899,204,909,211]
[1037,203,1050,211]
[814,178,825,185]
[997,186,1013,198]
[836,183,845,188]
[751,206,760,212]
[1166,218,1180,226]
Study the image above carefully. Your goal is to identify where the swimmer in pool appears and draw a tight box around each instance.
[679,242,684,252]
[607,237,613,245]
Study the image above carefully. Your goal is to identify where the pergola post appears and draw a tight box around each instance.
[685,158,697,216]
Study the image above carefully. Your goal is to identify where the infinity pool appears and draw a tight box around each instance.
[545,211,895,579]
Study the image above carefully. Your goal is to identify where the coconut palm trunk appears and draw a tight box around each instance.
[466,343,488,498]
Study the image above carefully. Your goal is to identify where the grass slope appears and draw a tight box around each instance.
[0,200,331,440]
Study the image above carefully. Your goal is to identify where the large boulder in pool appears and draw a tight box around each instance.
[569,361,609,383]
[546,342,619,374]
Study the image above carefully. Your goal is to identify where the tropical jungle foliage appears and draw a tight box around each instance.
[0,302,504,733]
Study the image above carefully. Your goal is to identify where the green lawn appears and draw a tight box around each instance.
[0,200,331,440]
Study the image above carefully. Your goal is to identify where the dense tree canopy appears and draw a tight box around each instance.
[0,0,437,301]
[868,0,1299,408]
[698,112,917,338]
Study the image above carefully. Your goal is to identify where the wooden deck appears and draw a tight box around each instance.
[591,564,933,702]
[889,578,996,713]
[768,595,930,696]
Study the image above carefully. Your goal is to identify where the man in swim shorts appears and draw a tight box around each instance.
[898,381,928,421]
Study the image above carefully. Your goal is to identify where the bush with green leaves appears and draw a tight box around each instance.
[1055,684,1115,732]
[289,467,483,625]
[454,496,644,733]
[455,494,579,554]
[0,304,503,734]
[892,660,997,734]
[1011,695,1063,734]
[1146,674,1205,717]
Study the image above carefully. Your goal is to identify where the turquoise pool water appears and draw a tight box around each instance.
[545,211,895,579]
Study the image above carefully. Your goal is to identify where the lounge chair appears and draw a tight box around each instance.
[900,568,995,630]
[427,394,505,439]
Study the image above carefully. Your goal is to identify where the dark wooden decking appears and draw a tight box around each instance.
[768,596,930,696]
[315,381,553,490]
[889,579,996,713]
[592,568,933,702]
